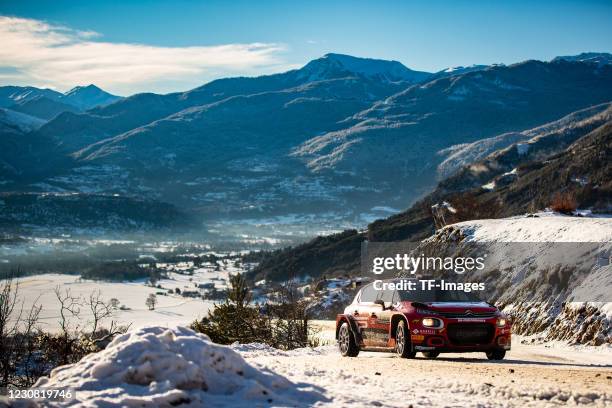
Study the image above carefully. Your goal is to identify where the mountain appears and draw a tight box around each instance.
[0,192,187,235]
[436,102,612,179]
[0,85,121,120]
[291,60,612,204]
[62,84,121,110]
[3,54,612,235]
[0,108,47,180]
[9,96,80,120]
[298,53,432,83]
[0,108,45,134]
[31,54,424,154]
[553,52,612,66]
[19,55,426,218]
[0,86,64,108]
[430,64,490,80]
[249,106,612,282]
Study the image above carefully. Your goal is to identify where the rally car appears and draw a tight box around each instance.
[336,279,511,359]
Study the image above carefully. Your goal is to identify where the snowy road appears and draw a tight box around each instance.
[20,325,612,408]
[239,331,612,407]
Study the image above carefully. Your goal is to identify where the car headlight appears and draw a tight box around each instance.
[496,318,507,327]
[422,317,443,328]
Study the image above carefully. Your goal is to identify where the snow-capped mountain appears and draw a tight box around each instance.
[62,84,122,110]
[0,86,64,108]
[441,64,489,74]
[0,84,121,121]
[2,54,612,235]
[298,53,432,83]
[291,59,612,202]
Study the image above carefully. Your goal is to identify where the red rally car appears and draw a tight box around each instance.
[336,279,511,359]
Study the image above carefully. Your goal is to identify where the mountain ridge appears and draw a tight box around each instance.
[1,52,611,236]
[248,105,612,282]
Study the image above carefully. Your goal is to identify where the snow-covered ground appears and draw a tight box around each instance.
[5,252,249,332]
[22,324,612,407]
[452,211,612,243]
[10,274,214,332]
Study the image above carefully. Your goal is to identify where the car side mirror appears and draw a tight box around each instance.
[374,299,386,310]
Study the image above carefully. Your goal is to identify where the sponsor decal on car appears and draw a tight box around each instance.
[412,328,436,335]
[414,346,436,351]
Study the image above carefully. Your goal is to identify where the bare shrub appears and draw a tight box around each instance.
[0,274,129,388]
[550,191,577,214]
[268,280,311,350]
[0,272,43,387]
[145,294,157,310]
[432,192,502,229]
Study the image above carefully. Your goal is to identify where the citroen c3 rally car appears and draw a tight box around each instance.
[336,279,511,359]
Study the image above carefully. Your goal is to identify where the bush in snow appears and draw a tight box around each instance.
[550,191,577,215]
[192,274,315,349]
[191,274,274,345]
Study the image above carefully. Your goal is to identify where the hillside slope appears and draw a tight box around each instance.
[249,110,612,282]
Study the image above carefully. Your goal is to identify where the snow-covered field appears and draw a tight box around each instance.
[10,274,213,332]
[9,257,246,332]
[22,324,612,408]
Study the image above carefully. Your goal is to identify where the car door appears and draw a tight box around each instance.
[368,287,395,346]
[351,283,379,346]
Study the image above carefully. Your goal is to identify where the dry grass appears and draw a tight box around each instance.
[550,191,577,214]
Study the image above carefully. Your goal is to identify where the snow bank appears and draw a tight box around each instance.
[32,326,325,407]
[453,212,612,242]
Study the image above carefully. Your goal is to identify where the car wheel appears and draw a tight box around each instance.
[422,351,440,359]
[395,320,416,358]
[338,322,359,357]
[486,349,506,360]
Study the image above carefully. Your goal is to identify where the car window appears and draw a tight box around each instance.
[380,288,395,304]
[359,283,377,303]
[396,281,483,302]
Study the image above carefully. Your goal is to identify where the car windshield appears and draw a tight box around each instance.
[396,281,484,303]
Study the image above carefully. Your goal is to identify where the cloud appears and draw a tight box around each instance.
[0,16,290,95]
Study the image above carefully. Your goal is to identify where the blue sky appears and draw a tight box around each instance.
[1,0,611,95]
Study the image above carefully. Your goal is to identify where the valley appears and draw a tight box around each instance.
[0,51,610,353]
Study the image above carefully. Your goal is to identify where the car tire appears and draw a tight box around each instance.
[338,322,359,357]
[422,351,440,359]
[486,349,506,360]
[395,320,416,358]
